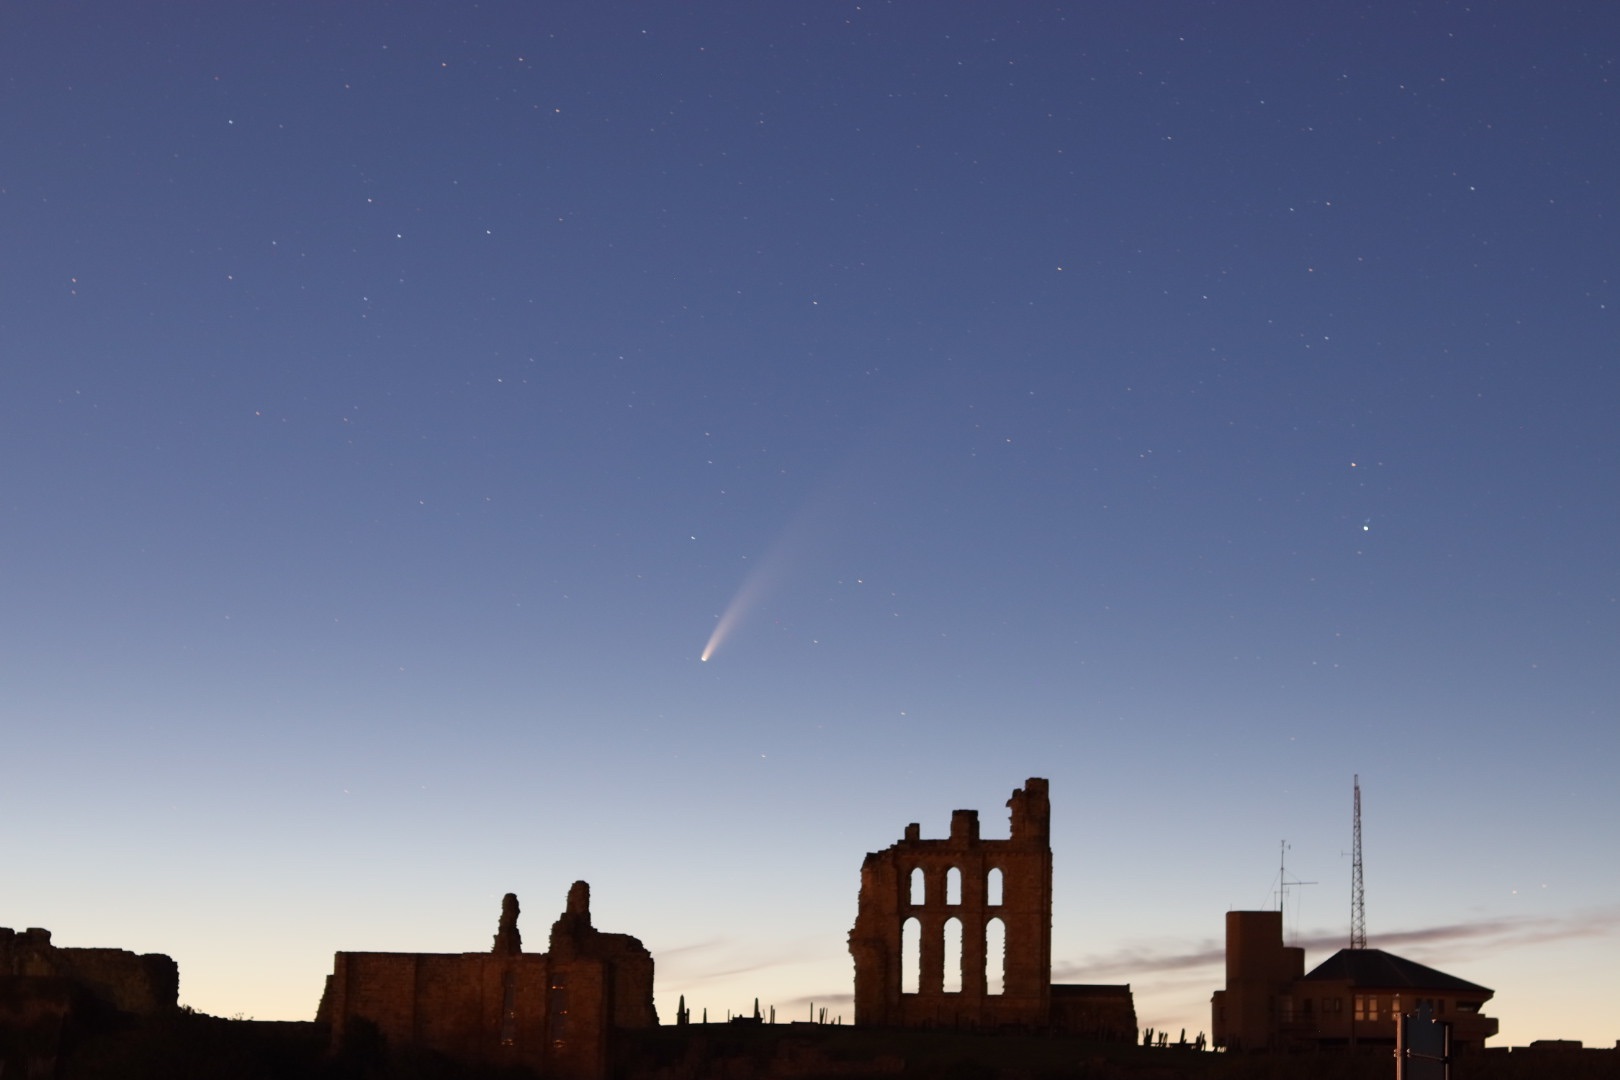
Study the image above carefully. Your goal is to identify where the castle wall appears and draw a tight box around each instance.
[0,927,177,1016]
[321,884,653,1079]
[1050,984,1138,1042]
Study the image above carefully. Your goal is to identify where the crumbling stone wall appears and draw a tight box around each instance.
[550,881,659,1031]
[0,974,78,1079]
[849,779,1054,1029]
[1050,983,1138,1043]
[0,927,177,1016]
[319,882,655,1080]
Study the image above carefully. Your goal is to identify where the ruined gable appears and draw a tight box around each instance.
[847,779,1134,1040]
[849,779,1054,1029]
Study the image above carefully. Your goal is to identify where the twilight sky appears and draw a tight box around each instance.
[3,1,1617,1047]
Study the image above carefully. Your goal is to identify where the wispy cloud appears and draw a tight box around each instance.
[775,992,855,1011]
[655,938,729,959]
[653,938,826,985]
[1352,907,1620,954]
[1054,906,1620,982]
[680,960,801,983]
[1053,942,1223,981]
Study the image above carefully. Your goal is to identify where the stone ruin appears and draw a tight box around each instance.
[492,891,523,956]
[848,778,1136,1040]
[0,926,178,1016]
[0,926,179,1077]
[2,781,1138,1080]
[318,881,655,1079]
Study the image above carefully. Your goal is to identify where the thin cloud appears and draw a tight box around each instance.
[654,938,729,959]
[654,938,827,984]
[1054,906,1620,982]
[1053,943,1223,981]
[775,992,855,1011]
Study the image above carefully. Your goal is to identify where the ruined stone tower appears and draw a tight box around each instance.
[849,778,1053,1028]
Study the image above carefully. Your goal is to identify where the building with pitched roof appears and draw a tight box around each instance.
[1211,911,1497,1053]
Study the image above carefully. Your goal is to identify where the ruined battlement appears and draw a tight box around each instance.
[0,926,177,1016]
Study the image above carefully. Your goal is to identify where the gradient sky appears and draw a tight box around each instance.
[4,1,1617,1048]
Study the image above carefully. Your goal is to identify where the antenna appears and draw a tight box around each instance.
[1276,841,1317,945]
[1277,840,1286,910]
[1350,775,1367,949]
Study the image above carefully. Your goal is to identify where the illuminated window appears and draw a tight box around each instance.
[985,918,1005,995]
[946,867,962,905]
[943,918,963,993]
[500,972,517,1045]
[901,917,921,994]
[1354,995,1366,1021]
[549,977,570,1040]
[987,867,1003,906]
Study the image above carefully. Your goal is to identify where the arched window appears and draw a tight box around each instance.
[986,867,1004,906]
[946,867,962,905]
[909,867,925,906]
[943,917,963,993]
[901,917,921,994]
[985,917,1005,995]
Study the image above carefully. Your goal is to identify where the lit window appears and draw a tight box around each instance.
[549,978,570,1040]
[500,973,517,1045]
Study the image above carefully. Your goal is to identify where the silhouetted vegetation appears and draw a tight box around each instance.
[18,1010,1618,1080]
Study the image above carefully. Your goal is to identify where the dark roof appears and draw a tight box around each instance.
[1301,948,1492,995]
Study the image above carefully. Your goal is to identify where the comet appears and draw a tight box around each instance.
[698,495,831,663]
[696,452,868,662]
[699,556,775,662]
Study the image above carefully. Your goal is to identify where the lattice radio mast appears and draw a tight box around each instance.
[1350,774,1367,950]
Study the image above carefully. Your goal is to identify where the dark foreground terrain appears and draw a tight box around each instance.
[8,1010,1616,1080]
